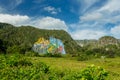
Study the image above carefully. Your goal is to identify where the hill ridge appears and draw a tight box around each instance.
[0,22,81,54]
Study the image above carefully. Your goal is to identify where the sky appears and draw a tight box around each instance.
[0,0,120,40]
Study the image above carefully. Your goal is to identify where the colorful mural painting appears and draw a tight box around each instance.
[32,37,66,54]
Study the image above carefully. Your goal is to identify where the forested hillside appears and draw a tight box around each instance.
[0,22,81,54]
[76,36,120,58]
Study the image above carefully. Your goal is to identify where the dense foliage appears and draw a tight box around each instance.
[0,54,109,80]
[76,36,120,58]
[0,22,81,54]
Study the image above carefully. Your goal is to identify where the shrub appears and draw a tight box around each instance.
[35,62,50,73]
[4,54,32,67]
[14,58,33,67]
[80,65,109,80]
[77,54,90,61]
[0,54,50,80]
[44,53,62,57]
[0,54,109,80]
[25,51,39,57]
[64,64,109,80]
[6,46,20,54]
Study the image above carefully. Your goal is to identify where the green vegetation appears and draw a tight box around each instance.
[0,54,110,80]
[0,22,81,54]
[0,22,120,80]
[31,56,120,80]
[76,36,120,58]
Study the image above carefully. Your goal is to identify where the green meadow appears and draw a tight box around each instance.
[0,54,120,80]
[31,57,120,80]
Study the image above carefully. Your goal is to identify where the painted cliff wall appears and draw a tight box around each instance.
[32,37,66,54]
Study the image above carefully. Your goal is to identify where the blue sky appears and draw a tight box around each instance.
[0,0,120,40]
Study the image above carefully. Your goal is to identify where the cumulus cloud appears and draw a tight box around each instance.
[111,25,120,38]
[69,0,120,39]
[31,17,68,31]
[0,14,68,31]
[44,6,61,14]
[80,0,120,23]
[70,30,106,40]
[0,14,30,26]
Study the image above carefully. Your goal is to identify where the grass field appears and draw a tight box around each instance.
[0,54,120,80]
[30,57,120,80]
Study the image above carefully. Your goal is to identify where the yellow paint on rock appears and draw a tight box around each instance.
[35,37,50,45]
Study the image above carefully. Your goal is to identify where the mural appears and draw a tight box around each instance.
[32,37,66,54]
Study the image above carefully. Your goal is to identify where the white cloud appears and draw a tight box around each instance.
[71,0,120,39]
[44,6,61,14]
[99,0,120,12]
[44,6,55,11]
[0,14,68,31]
[0,14,30,26]
[70,30,106,40]
[111,25,120,38]
[31,17,68,31]
[80,0,120,23]
[79,0,99,13]
[80,12,103,21]
[80,11,120,24]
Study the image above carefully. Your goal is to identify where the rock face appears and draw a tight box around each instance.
[76,40,97,47]
[76,36,119,48]
[32,37,66,54]
[98,36,119,46]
